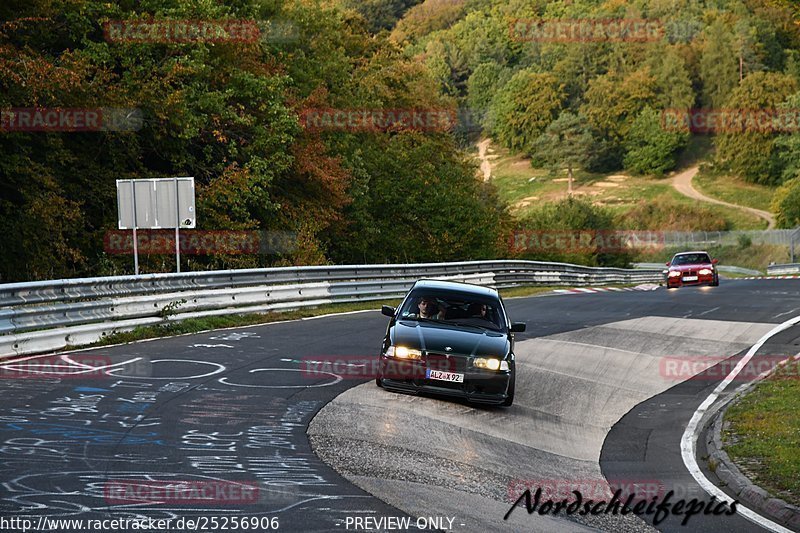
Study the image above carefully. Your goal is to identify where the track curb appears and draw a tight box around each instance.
[704,363,800,531]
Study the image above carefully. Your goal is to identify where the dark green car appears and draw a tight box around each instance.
[376,279,526,406]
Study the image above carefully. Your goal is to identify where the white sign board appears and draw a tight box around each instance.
[117,177,195,229]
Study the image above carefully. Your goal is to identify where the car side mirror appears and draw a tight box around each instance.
[511,322,526,332]
[665,262,671,266]
[381,305,395,317]
[712,259,719,264]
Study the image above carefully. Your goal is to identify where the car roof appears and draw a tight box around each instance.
[412,279,500,298]
[673,251,710,255]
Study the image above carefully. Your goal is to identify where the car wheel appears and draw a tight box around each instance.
[711,275,719,287]
[375,374,383,388]
[502,373,515,407]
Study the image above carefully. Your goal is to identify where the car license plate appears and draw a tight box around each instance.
[426,369,464,383]
[683,276,698,281]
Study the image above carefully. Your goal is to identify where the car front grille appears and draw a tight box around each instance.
[425,353,467,374]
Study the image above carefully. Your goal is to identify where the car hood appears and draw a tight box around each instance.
[391,320,509,357]
[669,263,714,272]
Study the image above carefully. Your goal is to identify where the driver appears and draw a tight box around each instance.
[417,296,445,320]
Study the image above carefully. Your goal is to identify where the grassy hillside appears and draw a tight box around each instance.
[485,144,770,231]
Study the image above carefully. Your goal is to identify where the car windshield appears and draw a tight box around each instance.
[398,291,504,331]
[671,253,711,265]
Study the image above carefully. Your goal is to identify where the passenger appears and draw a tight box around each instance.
[468,302,488,318]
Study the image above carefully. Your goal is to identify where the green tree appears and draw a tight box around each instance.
[466,62,512,128]
[771,177,800,228]
[774,92,800,183]
[324,133,510,263]
[530,111,596,194]
[650,47,695,110]
[714,71,798,183]
[699,19,739,108]
[490,70,564,154]
[623,107,689,176]
[581,69,659,169]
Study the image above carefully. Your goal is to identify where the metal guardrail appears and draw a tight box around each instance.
[0,260,663,358]
[766,263,800,275]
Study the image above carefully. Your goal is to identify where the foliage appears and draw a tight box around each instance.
[581,68,659,168]
[0,0,513,282]
[617,198,730,231]
[714,71,798,184]
[392,0,466,43]
[530,111,596,180]
[699,19,740,109]
[513,196,631,267]
[340,0,423,33]
[623,107,689,176]
[466,62,512,128]
[489,70,564,154]
[771,177,800,228]
[324,132,510,263]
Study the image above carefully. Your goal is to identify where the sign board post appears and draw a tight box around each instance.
[116,177,196,274]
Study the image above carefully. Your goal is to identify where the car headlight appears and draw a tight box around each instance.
[474,357,509,371]
[668,271,681,277]
[698,268,713,275]
[386,346,422,360]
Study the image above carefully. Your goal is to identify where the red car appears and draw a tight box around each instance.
[665,251,719,288]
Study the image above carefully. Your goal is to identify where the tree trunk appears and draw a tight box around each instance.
[567,164,573,196]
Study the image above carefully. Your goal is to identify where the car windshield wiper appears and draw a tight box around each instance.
[448,321,499,331]
[401,315,440,323]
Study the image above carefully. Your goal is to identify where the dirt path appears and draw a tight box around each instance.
[672,166,775,229]
[477,138,492,181]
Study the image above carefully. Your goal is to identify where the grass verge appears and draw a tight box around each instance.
[723,360,800,506]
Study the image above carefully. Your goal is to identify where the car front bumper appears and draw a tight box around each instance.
[378,356,512,405]
[667,273,716,287]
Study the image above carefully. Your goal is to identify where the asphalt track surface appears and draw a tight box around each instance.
[1,278,798,533]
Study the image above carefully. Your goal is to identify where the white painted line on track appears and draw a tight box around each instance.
[681,314,800,533]
[772,307,800,319]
